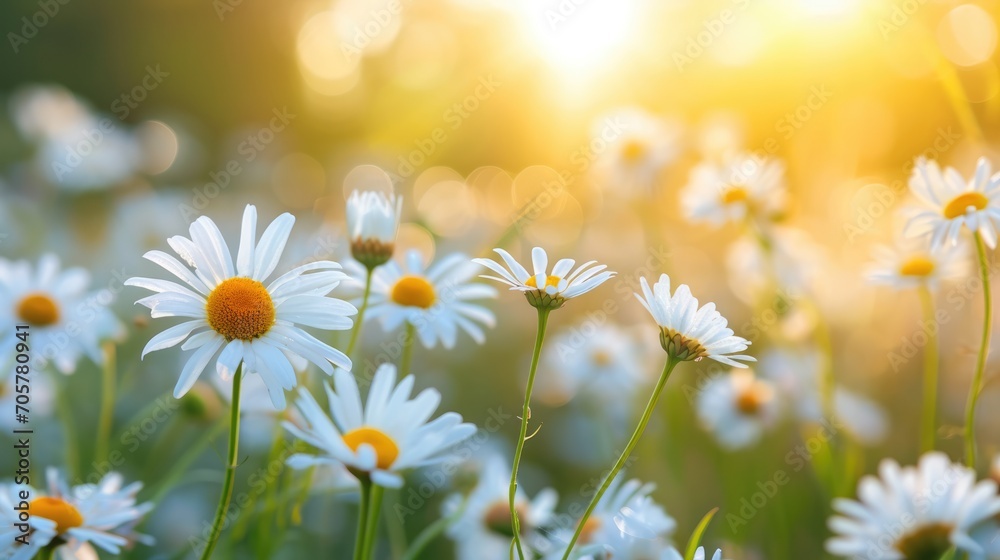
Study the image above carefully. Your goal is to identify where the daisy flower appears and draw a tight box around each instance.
[696,369,778,450]
[681,152,787,227]
[125,204,356,409]
[665,547,724,560]
[592,108,682,195]
[866,235,970,290]
[473,247,615,310]
[827,452,1000,559]
[283,364,477,487]
[635,274,754,367]
[445,453,558,560]
[343,250,497,349]
[0,468,153,559]
[346,190,402,269]
[0,254,123,374]
[904,156,1000,249]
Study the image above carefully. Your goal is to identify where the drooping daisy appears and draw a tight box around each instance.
[0,468,153,559]
[697,369,779,450]
[592,108,683,195]
[473,247,615,310]
[0,254,123,374]
[904,156,1000,249]
[635,274,754,367]
[445,453,558,560]
[125,204,356,409]
[828,452,1000,559]
[344,249,497,348]
[866,234,970,290]
[283,364,477,487]
[346,190,402,269]
[681,152,787,227]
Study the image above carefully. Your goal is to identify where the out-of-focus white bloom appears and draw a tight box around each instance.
[665,546,724,560]
[827,452,1000,559]
[444,453,558,560]
[682,152,787,227]
[9,84,91,142]
[0,254,123,374]
[474,247,615,310]
[904,156,1000,249]
[696,112,745,162]
[866,234,971,290]
[346,190,402,269]
[724,227,824,304]
[696,369,779,449]
[592,108,683,195]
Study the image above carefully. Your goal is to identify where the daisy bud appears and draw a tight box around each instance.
[180,381,224,423]
[346,190,402,270]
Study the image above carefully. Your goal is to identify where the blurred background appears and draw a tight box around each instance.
[3,0,1000,558]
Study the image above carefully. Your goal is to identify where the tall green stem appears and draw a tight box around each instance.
[354,479,372,560]
[560,358,680,560]
[56,384,79,480]
[361,484,385,560]
[346,268,374,358]
[918,285,940,454]
[965,233,992,468]
[508,308,550,560]
[400,323,415,377]
[96,342,116,466]
[198,365,243,560]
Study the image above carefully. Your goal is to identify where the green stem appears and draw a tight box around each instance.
[37,545,56,560]
[354,479,372,560]
[198,365,243,560]
[401,498,466,560]
[96,342,116,465]
[55,383,79,480]
[400,323,415,377]
[346,268,374,358]
[509,308,550,560]
[560,357,680,560]
[362,484,385,560]
[918,285,940,454]
[965,233,992,468]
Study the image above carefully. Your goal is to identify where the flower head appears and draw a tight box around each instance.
[346,190,402,269]
[682,152,787,227]
[284,364,477,488]
[592,108,682,195]
[126,204,356,409]
[635,274,754,367]
[867,234,970,290]
[473,247,615,310]
[904,156,1000,249]
[696,369,778,450]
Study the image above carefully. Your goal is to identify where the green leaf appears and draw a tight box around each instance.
[684,507,719,560]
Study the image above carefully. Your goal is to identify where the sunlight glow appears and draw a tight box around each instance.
[518,0,637,71]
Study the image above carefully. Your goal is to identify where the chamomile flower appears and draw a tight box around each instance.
[866,235,970,290]
[592,108,682,195]
[0,254,123,374]
[682,152,787,227]
[635,274,754,367]
[904,156,1000,249]
[125,204,356,409]
[345,249,497,348]
[444,453,558,560]
[827,452,1000,559]
[346,190,402,269]
[696,369,779,450]
[283,364,477,487]
[0,468,153,559]
[473,247,615,310]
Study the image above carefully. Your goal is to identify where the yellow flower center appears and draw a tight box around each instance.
[620,139,647,163]
[205,277,276,342]
[736,383,770,415]
[721,186,749,205]
[592,350,612,366]
[483,500,529,538]
[29,497,84,534]
[390,275,436,309]
[16,293,60,326]
[342,426,399,470]
[577,516,603,544]
[899,256,936,278]
[943,192,989,219]
[895,522,953,560]
[525,275,562,290]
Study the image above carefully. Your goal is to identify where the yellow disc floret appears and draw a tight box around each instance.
[205,277,276,342]
[390,275,436,309]
[342,426,400,470]
[620,139,647,163]
[525,275,562,290]
[721,186,749,205]
[29,497,84,534]
[899,256,936,278]
[943,192,988,219]
[16,293,60,327]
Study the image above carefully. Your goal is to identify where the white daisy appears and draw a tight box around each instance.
[696,369,779,450]
[283,364,477,488]
[592,108,682,195]
[0,254,123,374]
[866,235,971,290]
[444,453,558,560]
[344,249,497,348]
[125,204,356,409]
[665,546,724,560]
[724,226,824,304]
[635,274,754,367]
[681,152,786,227]
[346,190,402,269]
[828,452,1000,559]
[473,247,615,310]
[904,156,1000,249]
[0,468,153,559]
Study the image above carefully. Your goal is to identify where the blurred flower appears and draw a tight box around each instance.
[9,84,91,142]
[473,247,615,310]
[284,364,477,488]
[444,453,557,560]
[0,253,123,374]
[635,274,754,367]
[665,546,724,560]
[126,204,356,408]
[592,108,682,196]
[345,250,497,348]
[867,233,971,290]
[725,226,823,304]
[696,369,778,450]
[682,153,787,227]
[904,156,1000,249]
[346,190,402,269]
[827,452,1000,559]
[0,468,153,558]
